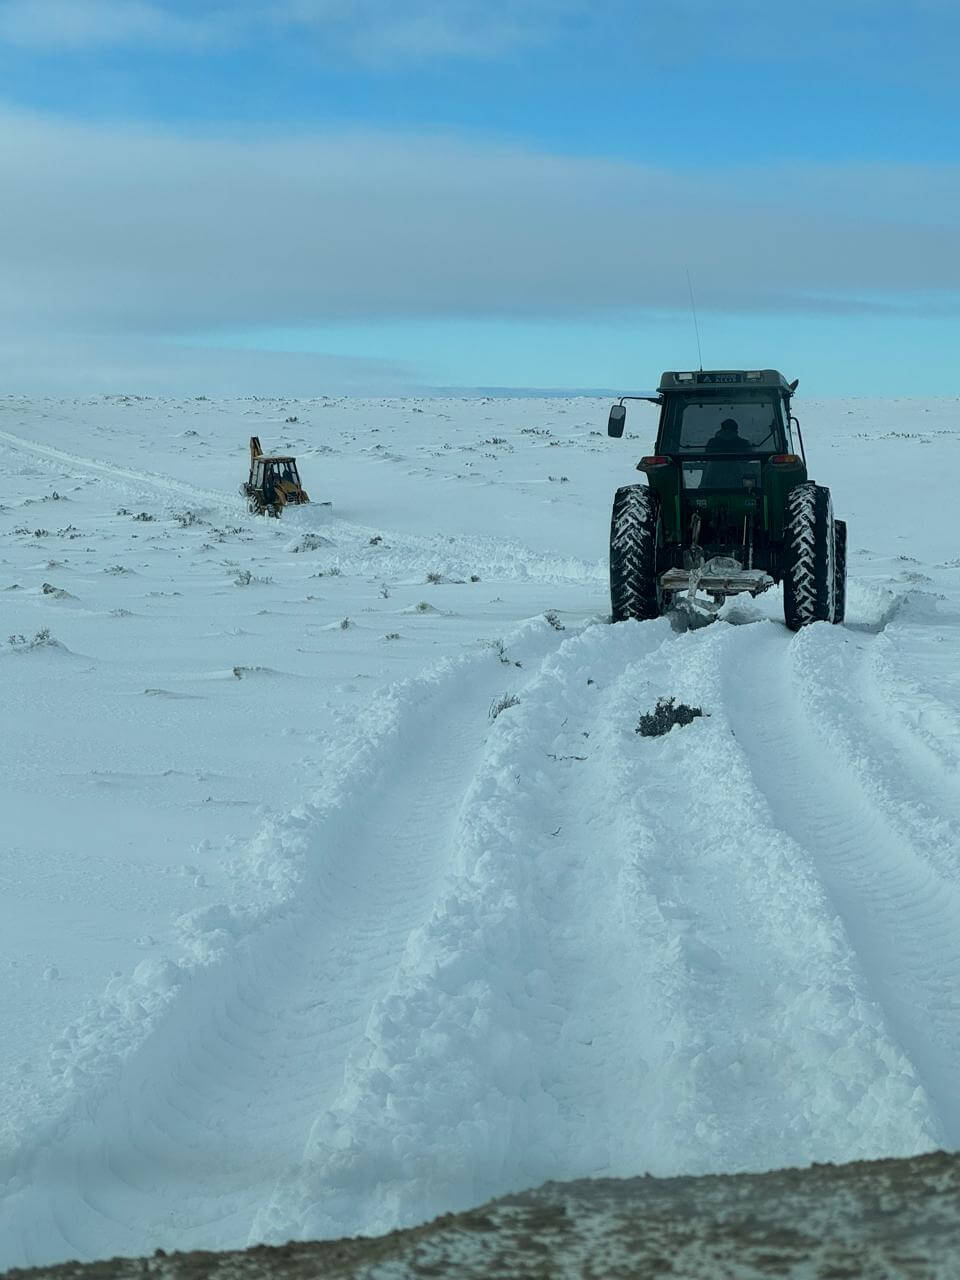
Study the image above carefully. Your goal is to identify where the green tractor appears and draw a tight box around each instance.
[607,370,846,630]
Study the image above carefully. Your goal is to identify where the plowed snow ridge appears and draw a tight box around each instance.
[0,626,557,1264]
[5,609,958,1264]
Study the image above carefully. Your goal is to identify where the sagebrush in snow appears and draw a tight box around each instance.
[487,638,522,667]
[174,510,205,528]
[637,697,705,737]
[290,533,330,553]
[489,692,520,721]
[8,628,57,651]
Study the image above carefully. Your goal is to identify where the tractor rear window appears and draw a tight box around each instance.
[661,394,784,454]
[683,459,763,491]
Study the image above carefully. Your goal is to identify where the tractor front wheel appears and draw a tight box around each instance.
[610,485,664,622]
[783,482,836,631]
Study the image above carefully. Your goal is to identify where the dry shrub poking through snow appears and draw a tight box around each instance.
[489,692,520,721]
[8,628,58,651]
[174,509,205,528]
[637,697,705,737]
[487,637,522,667]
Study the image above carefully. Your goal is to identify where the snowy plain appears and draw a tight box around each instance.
[0,392,958,1269]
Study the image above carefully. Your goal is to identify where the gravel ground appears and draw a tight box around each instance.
[6,1149,960,1280]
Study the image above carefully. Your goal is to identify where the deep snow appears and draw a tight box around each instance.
[0,393,958,1268]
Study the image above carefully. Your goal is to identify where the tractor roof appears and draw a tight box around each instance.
[259,455,297,463]
[659,369,793,393]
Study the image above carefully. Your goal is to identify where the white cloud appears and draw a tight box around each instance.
[0,0,229,51]
[272,0,584,62]
[0,330,412,394]
[0,0,954,74]
[0,106,956,386]
[0,0,582,59]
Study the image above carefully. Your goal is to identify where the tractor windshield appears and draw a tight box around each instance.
[660,392,784,454]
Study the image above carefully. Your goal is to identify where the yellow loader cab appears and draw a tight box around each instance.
[242,436,310,515]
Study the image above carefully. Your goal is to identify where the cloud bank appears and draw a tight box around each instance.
[0,0,227,52]
[3,1,956,71]
[0,107,956,390]
[0,0,583,61]
[1,108,957,322]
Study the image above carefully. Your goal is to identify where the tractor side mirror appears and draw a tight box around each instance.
[607,404,626,437]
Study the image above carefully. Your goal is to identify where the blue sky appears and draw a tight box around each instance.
[0,1,957,394]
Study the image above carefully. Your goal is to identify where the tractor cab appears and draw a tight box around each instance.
[658,382,794,493]
[610,371,806,552]
[256,456,302,496]
[606,369,846,630]
[609,371,807,544]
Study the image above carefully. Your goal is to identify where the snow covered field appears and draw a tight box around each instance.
[0,393,958,1268]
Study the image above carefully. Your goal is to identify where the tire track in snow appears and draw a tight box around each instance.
[0,428,236,511]
[261,618,937,1247]
[0,426,602,586]
[589,619,937,1173]
[0,624,561,1270]
[861,626,960,819]
[723,620,960,1146]
[5,607,953,1265]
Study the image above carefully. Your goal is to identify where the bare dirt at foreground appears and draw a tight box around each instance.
[6,1149,960,1280]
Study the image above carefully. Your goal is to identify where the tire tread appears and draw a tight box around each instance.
[610,485,663,622]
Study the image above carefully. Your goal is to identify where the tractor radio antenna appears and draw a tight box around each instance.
[685,267,703,371]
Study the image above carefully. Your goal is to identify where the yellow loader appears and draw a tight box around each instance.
[242,437,310,516]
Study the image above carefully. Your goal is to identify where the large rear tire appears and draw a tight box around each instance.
[610,485,664,622]
[783,482,836,631]
[833,518,847,625]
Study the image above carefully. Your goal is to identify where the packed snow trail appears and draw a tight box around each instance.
[725,619,960,1144]
[0,626,559,1267]
[259,613,941,1245]
[0,427,236,511]
[4,607,956,1266]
